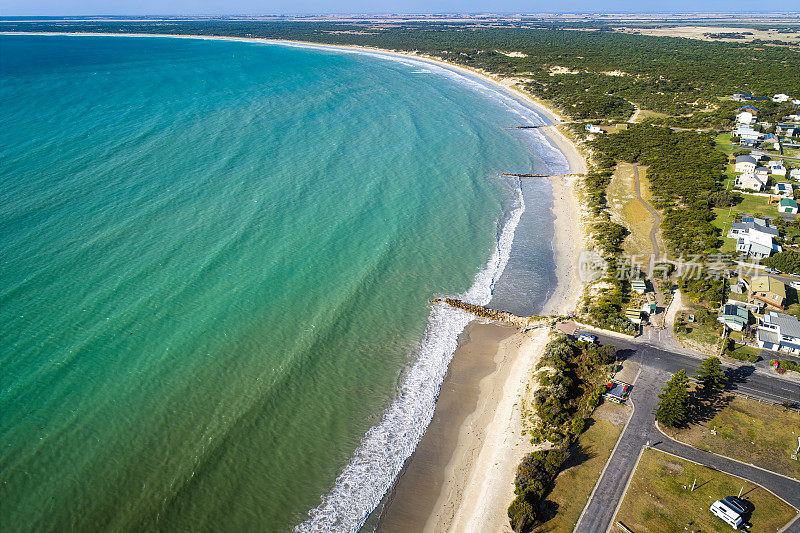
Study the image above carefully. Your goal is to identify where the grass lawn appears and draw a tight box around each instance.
[606,163,658,260]
[726,290,748,303]
[614,448,797,533]
[712,208,737,254]
[535,405,628,533]
[715,133,737,156]
[665,394,800,480]
[675,312,723,353]
[633,109,671,122]
[735,194,779,219]
[721,163,738,190]
[723,342,761,363]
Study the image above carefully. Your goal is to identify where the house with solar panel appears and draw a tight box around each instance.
[717,304,750,331]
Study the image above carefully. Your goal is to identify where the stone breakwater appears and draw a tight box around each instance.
[431,297,553,331]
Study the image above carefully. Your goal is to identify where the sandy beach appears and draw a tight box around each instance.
[5,31,589,531]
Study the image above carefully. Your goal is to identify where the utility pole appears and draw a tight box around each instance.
[738,486,744,498]
[691,478,697,492]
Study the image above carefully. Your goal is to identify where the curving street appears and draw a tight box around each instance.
[571,329,800,533]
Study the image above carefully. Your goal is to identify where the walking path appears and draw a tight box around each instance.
[633,163,661,266]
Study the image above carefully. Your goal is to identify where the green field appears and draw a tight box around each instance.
[666,395,800,480]
[614,448,797,533]
[715,133,737,156]
[675,311,723,354]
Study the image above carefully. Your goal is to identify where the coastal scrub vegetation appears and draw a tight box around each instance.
[761,250,800,275]
[677,275,725,307]
[591,124,728,254]
[508,334,616,531]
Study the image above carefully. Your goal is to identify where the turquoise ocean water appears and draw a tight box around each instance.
[0,35,567,531]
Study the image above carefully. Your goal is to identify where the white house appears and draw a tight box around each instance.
[755,166,769,179]
[736,230,781,258]
[734,172,765,191]
[773,93,790,103]
[793,99,800,106]
[728,217,781,258]
[757,311,800,353]
[736,111,755,125]
[727,217,779,239]
[586,124,604,134]
[769,161,787,176]
[773,181,793,196]
[734,155,757,173]
[735,126,762,142]
[791,168,800,180]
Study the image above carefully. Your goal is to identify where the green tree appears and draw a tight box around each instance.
[695,356,726,393]
[655,369,689,428]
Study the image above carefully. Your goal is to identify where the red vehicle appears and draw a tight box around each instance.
[604,380,631,404]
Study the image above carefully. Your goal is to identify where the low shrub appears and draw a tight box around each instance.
[508,449,569,531]
[723,349,758,363]
[777,360,800,373]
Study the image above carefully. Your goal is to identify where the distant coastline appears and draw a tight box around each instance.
[3,31,589,531]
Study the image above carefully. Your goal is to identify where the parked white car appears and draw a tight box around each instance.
[577,333,598,344]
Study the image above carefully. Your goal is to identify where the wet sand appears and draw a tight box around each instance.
[376,325,551,533]
[376,322,517,532]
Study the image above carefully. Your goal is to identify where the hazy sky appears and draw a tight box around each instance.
[0,0,775,16]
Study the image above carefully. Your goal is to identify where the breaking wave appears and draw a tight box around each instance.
[296,182,524,532]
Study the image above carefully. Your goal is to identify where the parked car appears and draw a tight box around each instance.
[577,333,598,344]
[688,314,695,323]
[765,267,779,274]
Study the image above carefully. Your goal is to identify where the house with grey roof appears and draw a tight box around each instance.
[735,126,762,143]
[736,230,781,259]
[727,218,779,239]
[734,155,757,173]
[728,219,781,259]
[757,311,800,353]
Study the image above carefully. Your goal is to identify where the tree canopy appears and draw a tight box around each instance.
[656,369,690,428]
[695,356,726,393]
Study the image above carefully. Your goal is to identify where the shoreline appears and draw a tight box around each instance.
[5,31,589,531]
[2,30,588,316]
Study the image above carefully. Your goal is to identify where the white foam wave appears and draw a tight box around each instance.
[295,183,524,532]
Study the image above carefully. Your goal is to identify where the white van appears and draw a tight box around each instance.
[710,497,745,529]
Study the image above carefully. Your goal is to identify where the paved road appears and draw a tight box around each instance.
[572,331,800,533]
[590,329,800,406]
